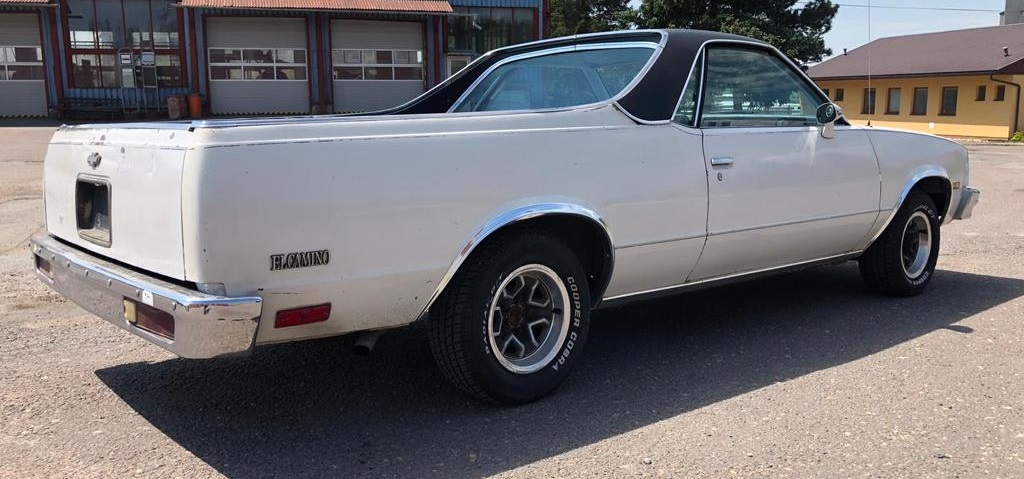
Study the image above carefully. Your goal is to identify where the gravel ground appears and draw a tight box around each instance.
[0,128,1021,479]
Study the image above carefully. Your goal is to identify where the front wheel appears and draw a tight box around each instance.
[858,192,941,296]
[428,231,590,404]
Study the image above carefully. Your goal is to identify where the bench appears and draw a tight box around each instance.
[56,98,124,120]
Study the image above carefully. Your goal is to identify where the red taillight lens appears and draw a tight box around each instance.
[275,303,331,328]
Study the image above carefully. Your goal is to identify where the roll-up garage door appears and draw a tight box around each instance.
[206,17,309,115]
[0,14,46,117]
[331,20,425,113]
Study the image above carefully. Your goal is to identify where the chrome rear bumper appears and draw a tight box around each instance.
[953,187,980,220]
[30,234,262,359]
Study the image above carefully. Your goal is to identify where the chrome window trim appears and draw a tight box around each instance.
[679,39,832,129]
[418,202,615,318]
[670,50,704,128]
[448,41,663,114]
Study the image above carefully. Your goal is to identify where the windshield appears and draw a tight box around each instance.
[453,46,656,113]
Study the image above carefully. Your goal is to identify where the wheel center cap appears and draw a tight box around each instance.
[507,305,525,328]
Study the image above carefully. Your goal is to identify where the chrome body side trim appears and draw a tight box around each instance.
[60,121,195,131]
[618,233,706,249]
[864,168,949,247]
[709,209,879,237]
[30,234,262,359]
[953,187,980,220]
[600,251,861,306]
[448,41,663,114]
[419,203,614,317]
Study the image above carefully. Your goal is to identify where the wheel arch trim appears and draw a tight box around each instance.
[419,203,615,319]
[865,167,950,248]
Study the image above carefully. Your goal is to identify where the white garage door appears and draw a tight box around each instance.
[0,14,46,117]
[206,17,309,115]
[331,20,425,113]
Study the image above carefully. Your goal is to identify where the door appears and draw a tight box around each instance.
[687,46,880,281]
[331,20,425,113]
[0,14,46,117]
[206,17,309,115]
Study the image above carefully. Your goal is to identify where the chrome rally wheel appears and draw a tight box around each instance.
[901,211,933,279]
[487,265,570,374]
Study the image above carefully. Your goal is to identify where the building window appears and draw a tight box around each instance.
[834,88,845,101]
[912,87,928,115]
[447,7,536,55]
[996,85,1006,101]
[976,85,987,101]
[71,53,117,87]
[861,88,876,115]
[65,0,183,87]
[331,49,423,81]
[940,86,958,116]
[823,88,830,98]
[886,88,901,115]
[209,49,308,81]
[0,46,44,80]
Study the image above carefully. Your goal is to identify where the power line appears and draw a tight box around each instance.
[794,1,1002,13]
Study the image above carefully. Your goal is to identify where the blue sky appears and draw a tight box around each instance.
[823,0,1006,58]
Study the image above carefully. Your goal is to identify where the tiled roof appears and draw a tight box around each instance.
[178,0,452,12]
[808,24,1024,79]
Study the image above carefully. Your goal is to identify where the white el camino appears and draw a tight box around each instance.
[31,30,980,404]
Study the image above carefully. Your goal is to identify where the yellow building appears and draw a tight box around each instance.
[808,24,1024,139]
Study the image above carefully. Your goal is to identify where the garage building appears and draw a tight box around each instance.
[0,0,547,118]
[0,7,51,117]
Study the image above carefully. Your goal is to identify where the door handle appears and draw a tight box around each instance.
[710,157,735,167]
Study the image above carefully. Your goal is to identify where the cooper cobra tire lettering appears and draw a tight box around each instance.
[428,230,592,404]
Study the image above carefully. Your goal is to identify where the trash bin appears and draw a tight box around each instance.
[167,95,185,120]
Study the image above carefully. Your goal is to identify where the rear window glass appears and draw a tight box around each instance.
[453,47,655,113]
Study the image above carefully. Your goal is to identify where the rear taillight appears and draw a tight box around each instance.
[275,303,331,328]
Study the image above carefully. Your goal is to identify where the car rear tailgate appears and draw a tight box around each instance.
[43,124,191,280]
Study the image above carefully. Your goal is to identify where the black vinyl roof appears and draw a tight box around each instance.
[380,29,766,123]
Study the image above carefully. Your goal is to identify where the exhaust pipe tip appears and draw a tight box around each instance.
[352,330,383,356]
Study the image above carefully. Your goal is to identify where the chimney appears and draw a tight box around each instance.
[843,48,848,55]
[1004,46,1011,57]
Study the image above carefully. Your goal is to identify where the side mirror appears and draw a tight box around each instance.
[816,103,841,139]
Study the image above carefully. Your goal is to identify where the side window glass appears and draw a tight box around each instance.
[453,47,655,113]
[700,47,824,128]
[673,52,703,127]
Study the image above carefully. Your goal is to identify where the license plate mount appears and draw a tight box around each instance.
[75,176,111,247]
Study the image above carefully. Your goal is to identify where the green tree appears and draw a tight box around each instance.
[634,0,839,63]
[549,0,635,37]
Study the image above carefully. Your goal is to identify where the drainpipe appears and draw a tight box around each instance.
[991,74,1023,137]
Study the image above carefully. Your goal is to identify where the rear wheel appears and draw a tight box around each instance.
[428,231,590,404]
[858,192,941,296]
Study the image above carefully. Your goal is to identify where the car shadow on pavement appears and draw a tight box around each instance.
[95,263,1024,479]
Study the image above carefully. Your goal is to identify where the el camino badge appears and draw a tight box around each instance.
[270,250,330,271]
